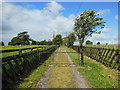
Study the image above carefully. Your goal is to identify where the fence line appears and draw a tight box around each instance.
[72,46,120,71]
[2,45,58,88]
[0,46,49,53]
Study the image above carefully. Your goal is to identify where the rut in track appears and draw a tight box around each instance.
[36,47,89,88]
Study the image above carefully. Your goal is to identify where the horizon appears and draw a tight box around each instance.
[1,1,119,45]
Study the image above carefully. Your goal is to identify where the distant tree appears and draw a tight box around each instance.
[74,10,106,65]
[97,42,100,45]
[8,31,33,46]
[63,37,68,46]
[8,37,21,46]
[32,41,36,45]
[106,43,108,45]
[17,31,30,45]
[86,40,93,45]
[0,41,5,46]
[36,40,53,45]
[64,33,76,48]
[38,40,46,45]
[46,41,53,45]
[53,34,62,45]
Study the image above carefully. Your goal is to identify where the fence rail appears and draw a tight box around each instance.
[72,46,120,71]
[0,46,48,53]
[2,45,58,88]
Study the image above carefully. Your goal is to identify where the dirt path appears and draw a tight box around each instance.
[36,48,60,88]
[65,49,89,88]
[36,47,89,88]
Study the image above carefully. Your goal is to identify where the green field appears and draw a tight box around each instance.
[65,47,119,88]
[1,44,119,58]
[84,44,119,49]
[0,45,49,58]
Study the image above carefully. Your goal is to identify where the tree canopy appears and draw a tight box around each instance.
[8,32,33,45]
[74,10,106,64]
[85,40,93,45]
[36,40,53,45]
[97,42,101,45]
[63,32,76,48]
[0,41,5,46]
[53,34,62,45]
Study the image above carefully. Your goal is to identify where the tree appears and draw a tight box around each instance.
[8,31,32,45]
[86,40,93,45]
[97,42,100,45]
[17,31,30,45]
[32,41,36,45]
[0,41,5,46]
[74,10,106,65]
[46,41,53,45]
[53,34,62,45]
[36,40,53,45]
[63,33,76,48]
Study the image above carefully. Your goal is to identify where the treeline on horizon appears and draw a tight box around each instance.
[0,31,104,47]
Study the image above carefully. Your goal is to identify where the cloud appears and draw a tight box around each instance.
[44,1,65,14]
[97,9,110,16]
[101,28,112,33]
[115,15,118,20]
[86,33,118,45]
[2,2,75,45]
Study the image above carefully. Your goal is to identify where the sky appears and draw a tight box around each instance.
[1,1,119,45]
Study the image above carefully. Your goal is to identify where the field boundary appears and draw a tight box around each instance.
[73,46,120,71]
[2,45,58,88]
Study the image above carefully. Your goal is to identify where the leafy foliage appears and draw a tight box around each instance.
[74,10,106,64]
[63,33,76,48]
[74,10,106,44]
[86,40,93,45]
[31,41,37,45]
[97,42,101,45]
[53,34,62,45]
[36,40,53,45]
[8,32,33,45]
[0,41,5,46]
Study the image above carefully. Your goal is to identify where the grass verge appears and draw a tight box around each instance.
[48,47,76,88]
[65,47,119,88]
[15,48,58,88]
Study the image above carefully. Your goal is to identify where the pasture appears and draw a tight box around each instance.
[1,44,119,88]
[84,44,119,49]
[0,45,48,57]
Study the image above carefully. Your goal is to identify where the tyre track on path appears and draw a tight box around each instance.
[36,47,89,88]
[65,49,90,88]
[36,48,60,88]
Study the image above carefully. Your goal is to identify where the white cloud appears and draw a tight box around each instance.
[115,15,118,20]
[2,2,75,45]
[86,33,118,45]
[44,1,65,14]
[101,28,112,33]
[97,9,110,16]
[1,2,118,45]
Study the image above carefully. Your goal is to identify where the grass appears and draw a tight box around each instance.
[83,44,119,49]
[15,48,58,88]
[48,47,76,88]
[1,45,48,58]
[65,46,119,88]
[0,45,47,50]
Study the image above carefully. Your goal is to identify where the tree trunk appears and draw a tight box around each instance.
[80,44,84,65]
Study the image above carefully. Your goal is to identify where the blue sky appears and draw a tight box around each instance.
[1,1,119,45]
